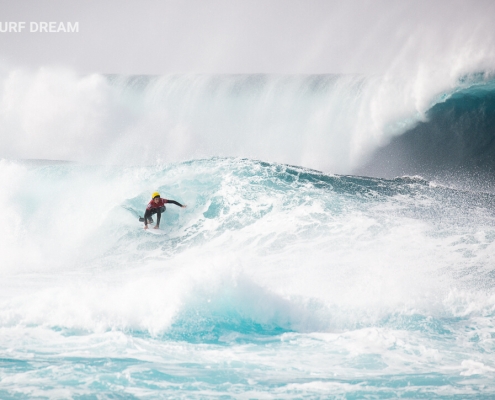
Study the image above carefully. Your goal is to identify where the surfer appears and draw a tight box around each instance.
[141,191,186,230]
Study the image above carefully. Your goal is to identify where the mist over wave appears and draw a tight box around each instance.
[1,65,494,177]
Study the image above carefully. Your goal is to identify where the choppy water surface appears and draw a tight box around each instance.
[1,157,494,398]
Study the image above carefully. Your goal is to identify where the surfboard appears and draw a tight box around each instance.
[144,228,167,235]
[139,215,167,234]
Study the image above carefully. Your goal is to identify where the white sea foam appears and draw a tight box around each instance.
[0,158,494,397]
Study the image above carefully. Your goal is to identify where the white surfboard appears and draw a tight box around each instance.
[144,228,167,235]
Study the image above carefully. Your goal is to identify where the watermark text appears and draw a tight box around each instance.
[0,22,79,33]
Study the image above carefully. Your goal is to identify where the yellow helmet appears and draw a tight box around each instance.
[152,191,160,199]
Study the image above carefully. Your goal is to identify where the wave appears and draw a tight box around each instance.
[1,157,494,339]
[357,76,495,184]
[4,67,495,175]
[1,156,494,397]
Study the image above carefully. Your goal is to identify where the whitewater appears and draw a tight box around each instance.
[1,70,495,398]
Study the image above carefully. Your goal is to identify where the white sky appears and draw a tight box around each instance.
[1,0,494,75]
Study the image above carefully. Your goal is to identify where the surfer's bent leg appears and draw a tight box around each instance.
[144,208,155,225]
[144,206,165,226]
[156,206,166,227]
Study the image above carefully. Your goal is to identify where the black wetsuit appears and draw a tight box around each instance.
[143,200,182,227]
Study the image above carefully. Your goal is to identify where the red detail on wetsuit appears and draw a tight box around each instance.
[146,198,169,210]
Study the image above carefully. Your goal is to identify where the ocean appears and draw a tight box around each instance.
[1,72,495,398]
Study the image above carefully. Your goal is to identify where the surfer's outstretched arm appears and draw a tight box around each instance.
[165,199,186,208]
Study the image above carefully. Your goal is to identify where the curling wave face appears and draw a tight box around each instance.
[359,76,495,183]
[1,157,495,398]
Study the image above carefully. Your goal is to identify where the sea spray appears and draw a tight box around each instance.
[3,69,486,172]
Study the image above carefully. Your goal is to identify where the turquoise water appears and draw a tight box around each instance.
[1,157,494,398]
